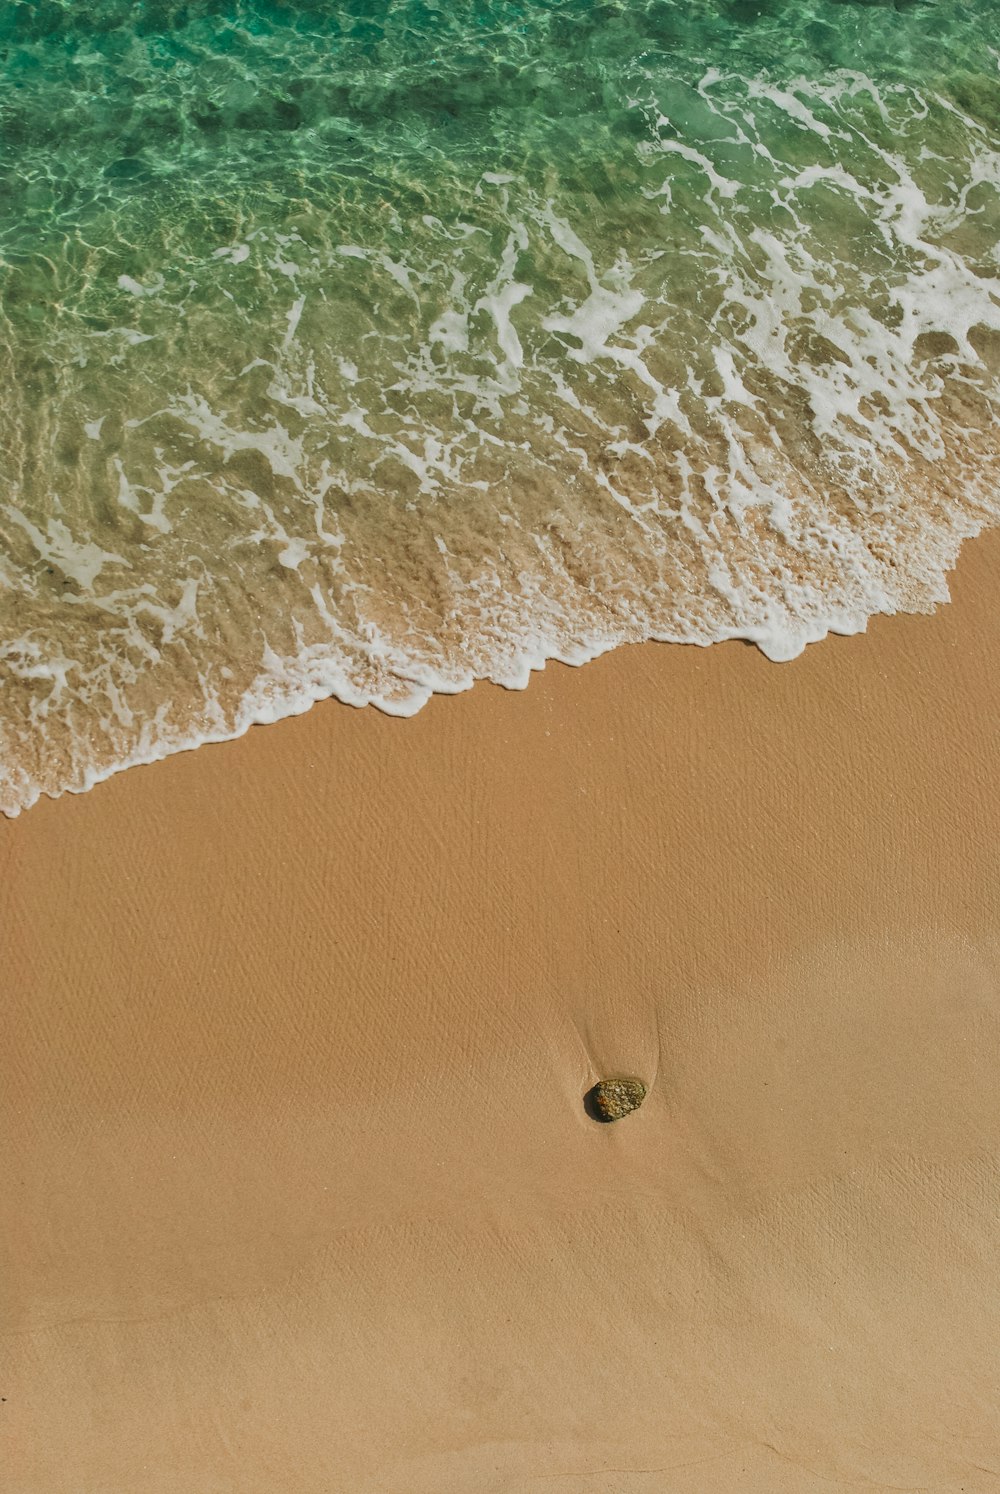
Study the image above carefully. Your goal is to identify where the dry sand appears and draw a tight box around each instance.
[3,532,1000,1493]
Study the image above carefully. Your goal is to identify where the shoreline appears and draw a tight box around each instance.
[3,514,990,821]
[4,530,1000,1491]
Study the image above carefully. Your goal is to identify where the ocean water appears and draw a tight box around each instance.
[1,1,998,814]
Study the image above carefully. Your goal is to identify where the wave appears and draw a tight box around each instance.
[1,1,999,814]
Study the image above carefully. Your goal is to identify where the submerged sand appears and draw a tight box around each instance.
[3,533,1000,1492]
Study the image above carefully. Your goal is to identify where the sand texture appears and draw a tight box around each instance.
[3,534,1000,1493]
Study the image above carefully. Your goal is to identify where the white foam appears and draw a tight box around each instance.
[473,226,532,372]
[213,243,251,265]
[280,295,306,352]
[7,510,129,589]
[117,273,164,297]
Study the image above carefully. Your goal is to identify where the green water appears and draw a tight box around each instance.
[1,1,999,812]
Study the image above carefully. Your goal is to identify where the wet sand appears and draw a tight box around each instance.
[3,532,1000,1493]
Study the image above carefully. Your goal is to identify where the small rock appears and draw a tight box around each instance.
[586,1077,646,1122]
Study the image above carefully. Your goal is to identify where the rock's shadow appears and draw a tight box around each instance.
[583,1084,615,1123]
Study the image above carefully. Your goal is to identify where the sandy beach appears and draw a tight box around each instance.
[3,529,1000,1493]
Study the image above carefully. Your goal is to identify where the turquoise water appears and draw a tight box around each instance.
[1,1,999,812]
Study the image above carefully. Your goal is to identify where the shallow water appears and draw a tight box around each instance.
[1,0,999,813]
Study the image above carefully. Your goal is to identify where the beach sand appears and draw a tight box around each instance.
[3,531,1000,1493]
